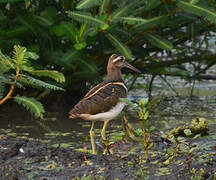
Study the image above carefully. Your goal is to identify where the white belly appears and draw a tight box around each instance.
[79,102,125,122]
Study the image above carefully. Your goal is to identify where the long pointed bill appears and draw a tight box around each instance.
[123,61,142,74]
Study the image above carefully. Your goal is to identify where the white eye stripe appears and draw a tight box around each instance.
[113,56,125,63]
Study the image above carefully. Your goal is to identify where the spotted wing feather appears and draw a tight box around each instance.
[69,82,127,118]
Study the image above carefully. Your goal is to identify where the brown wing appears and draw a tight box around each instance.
[69,82,127,118]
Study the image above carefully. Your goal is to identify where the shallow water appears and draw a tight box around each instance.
[1,70,216,150]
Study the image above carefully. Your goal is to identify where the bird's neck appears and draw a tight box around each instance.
[107,67,123,82]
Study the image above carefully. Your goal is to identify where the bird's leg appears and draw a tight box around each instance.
[101,121,108,141]
[89,121,96,154]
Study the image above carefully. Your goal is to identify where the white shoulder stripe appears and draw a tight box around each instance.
[85,81,127,100]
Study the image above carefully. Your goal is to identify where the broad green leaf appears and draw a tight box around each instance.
[114,17,147,25]
[120,98,138,110]
[35,15,54,27]
[74,42,87,50]
[76,0,100,9]
[5,26,29,38]
[51,22,78,42]
[177,1,216,24]
[145,0,161,10]
[111,0,142,20]
[61,49,80,65]
[145,33,173,50]
[135,128,143,136]
[133,16,168,31]
[14,96,45,118]
[77,58,97,72]
[190,0,200,4]
[105,33,132,59]
[148,126,156,133]
[67,11,109,30]
[184,129,192,136]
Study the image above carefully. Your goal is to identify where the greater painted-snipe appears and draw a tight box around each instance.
[69,54,141,154]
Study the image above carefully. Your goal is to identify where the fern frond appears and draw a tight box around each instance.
[67,11,109,30]
[145,33,173,50]
[13,96,45,118]
[177,1,216,24]
[76,0,100,9]
[22,75,65,91]
[99,0,109,15]
[26,70,66,83]
[105,32,132,59]
[12,45,28,66]
[0,56,15,72]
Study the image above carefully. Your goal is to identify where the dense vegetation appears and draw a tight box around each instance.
[0,0,216,116]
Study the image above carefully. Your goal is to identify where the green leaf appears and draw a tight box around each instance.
[120,98,138,110]
[133,16,168,31]
[145,0,161,10]
[14,96,45,118]
[0,0,24,2]
[27,70,65,83]
[184,129,192,136]
[99,0,109,15]
[5,26,29,38]
[115,17,147,25]
[145,33,173,50]
[135,128,143,136]
[67,11,109,30]
[190,0,200,4]
[147,98,159,110]
[25,51,39,60]
[105,32,132,59]
[61,49,80,65]
[35,15,54,27]
[111,0,142,20]
[76,0,100,9]
[148,126,156,133]
[177,1,216,24]
[74,42,87,50]
[51,22,78,42]
[147,142,154,149]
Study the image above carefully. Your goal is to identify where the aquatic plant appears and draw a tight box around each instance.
[0,0,216,94]
[122,97,159,161]
[0,45,65,118]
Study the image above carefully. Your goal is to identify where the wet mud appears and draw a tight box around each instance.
[1,136,216,180]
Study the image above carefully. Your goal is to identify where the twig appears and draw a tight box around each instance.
[0,68,20,105]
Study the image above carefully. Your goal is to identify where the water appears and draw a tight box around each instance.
[1,69,216,150]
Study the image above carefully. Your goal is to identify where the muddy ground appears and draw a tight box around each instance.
[0,135,216,180]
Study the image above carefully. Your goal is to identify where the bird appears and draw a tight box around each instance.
[69,54,141,154]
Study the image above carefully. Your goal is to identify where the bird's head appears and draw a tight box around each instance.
[108,54,141,74]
